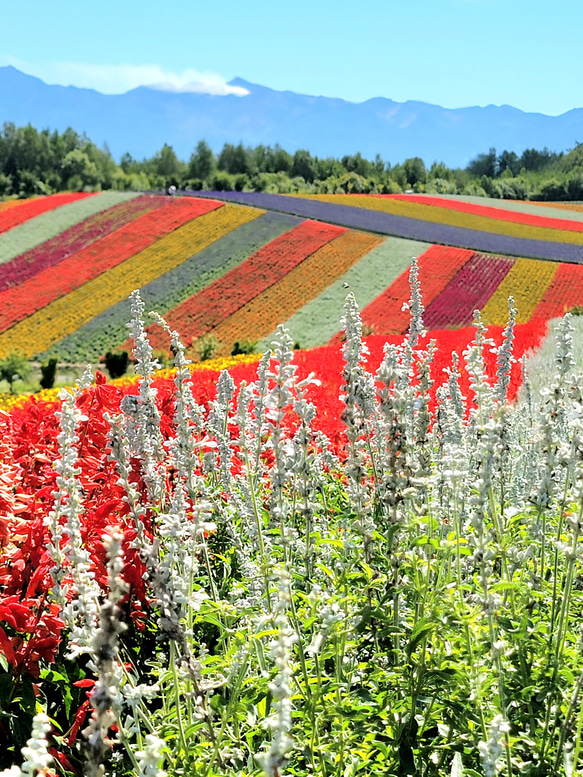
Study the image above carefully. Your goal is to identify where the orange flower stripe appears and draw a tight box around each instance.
[359,245,474,336]
[0,204,260,359]
[145,220,345,352]
[0,200,25,213]
[209,231,384,355]
[533,202,583,213]
[301,194,583,244]
[384,194,583,232]
[480,257,558,325]
[531,263,583,319]
[0,197,223,333]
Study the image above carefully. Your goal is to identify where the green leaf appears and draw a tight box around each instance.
[406,619,435,657]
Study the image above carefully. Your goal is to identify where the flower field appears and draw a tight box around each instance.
[0,203,259,359]
[190,191,583,262]
[0,192,94,235]
[43,212,301,363]
[0,192,141,266]
[303,193,583,244]
[358,245,474,336]
[423,252,514,329]
[207,230,383,355]
[480,257,558,325]
[144,219,346,352]
[375,193,583,231]
[0,197,221,334]
[2,191,583,369]
[5,276,583,775]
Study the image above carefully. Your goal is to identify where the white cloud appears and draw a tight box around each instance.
[0,55,249,96]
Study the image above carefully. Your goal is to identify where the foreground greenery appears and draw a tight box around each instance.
[6,280,583,776]
[3,121,583,200]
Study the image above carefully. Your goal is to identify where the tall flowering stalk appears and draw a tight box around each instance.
[257,565,296,777]
[46,367,101,658]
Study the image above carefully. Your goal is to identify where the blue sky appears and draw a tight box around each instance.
[0,0,579,114]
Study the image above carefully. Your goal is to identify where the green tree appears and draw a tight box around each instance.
[152,144,183,180]
[61,149,99,189]
[291,150,317,183]
[466,148,497,178]
[403,157,427,186]
[188,140,215,180]
[0,352,31,394]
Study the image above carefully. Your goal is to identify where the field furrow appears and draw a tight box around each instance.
[424,253,514,329]
[359,245,474,336]
[260,236,430,349]
[0,194,168,295]
[531,263,583,319]
[0,191,140,265]
[209,230,383,354]
[0,197,220,332]
[0,203,255,359]
[480,257,558,325]
[0,192,94,235]
[43,209,290,362]
[145,220,345,351]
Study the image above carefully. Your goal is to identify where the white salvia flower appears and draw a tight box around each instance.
[339,293,377,549]
[45,374,101,659]
[135,734,167,777]
[16,712,53,776]
[83,531,128,777]
[478,715,510,777]
[124,290,164,504]
[494,297,517,406]
[406,256,426,349]
[257,566,296,777]
[0,767,22,777]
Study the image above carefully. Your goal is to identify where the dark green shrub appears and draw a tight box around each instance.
[39,358,58,390]
[231,340,257,356]
[104,351,129,379]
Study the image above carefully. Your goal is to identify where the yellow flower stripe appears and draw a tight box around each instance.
[300,194,583,245]
[480,257,558,325]
[0,204,263,359]
[0,353,264,411]
[110,353,263,386]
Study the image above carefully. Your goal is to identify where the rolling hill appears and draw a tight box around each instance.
[0,190,582,366]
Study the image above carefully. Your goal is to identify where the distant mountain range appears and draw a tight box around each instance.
[2,65,583,167]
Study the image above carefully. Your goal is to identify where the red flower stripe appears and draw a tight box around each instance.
[0,197,223,333]
[208,231,383,355]
[378,193,583,233]
[0,192,94,235]
[0,194,167,294]
[355,245,474,337]
[146,220,346,350]
[531,262,583,319]
[424,253,515,329]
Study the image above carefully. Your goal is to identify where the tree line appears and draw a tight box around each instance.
[2,121,583,200]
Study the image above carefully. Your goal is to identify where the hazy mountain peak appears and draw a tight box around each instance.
[0,66,580,166]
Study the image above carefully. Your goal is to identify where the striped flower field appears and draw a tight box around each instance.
[1,190,583,365]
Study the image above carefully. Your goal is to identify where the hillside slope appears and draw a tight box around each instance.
[0,191,582,363]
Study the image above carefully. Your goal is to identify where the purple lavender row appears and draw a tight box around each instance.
[424,253,515,329]
[0,194,165,293]
[186,191,583,264]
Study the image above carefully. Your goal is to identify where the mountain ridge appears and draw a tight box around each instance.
[1,65,582,166]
